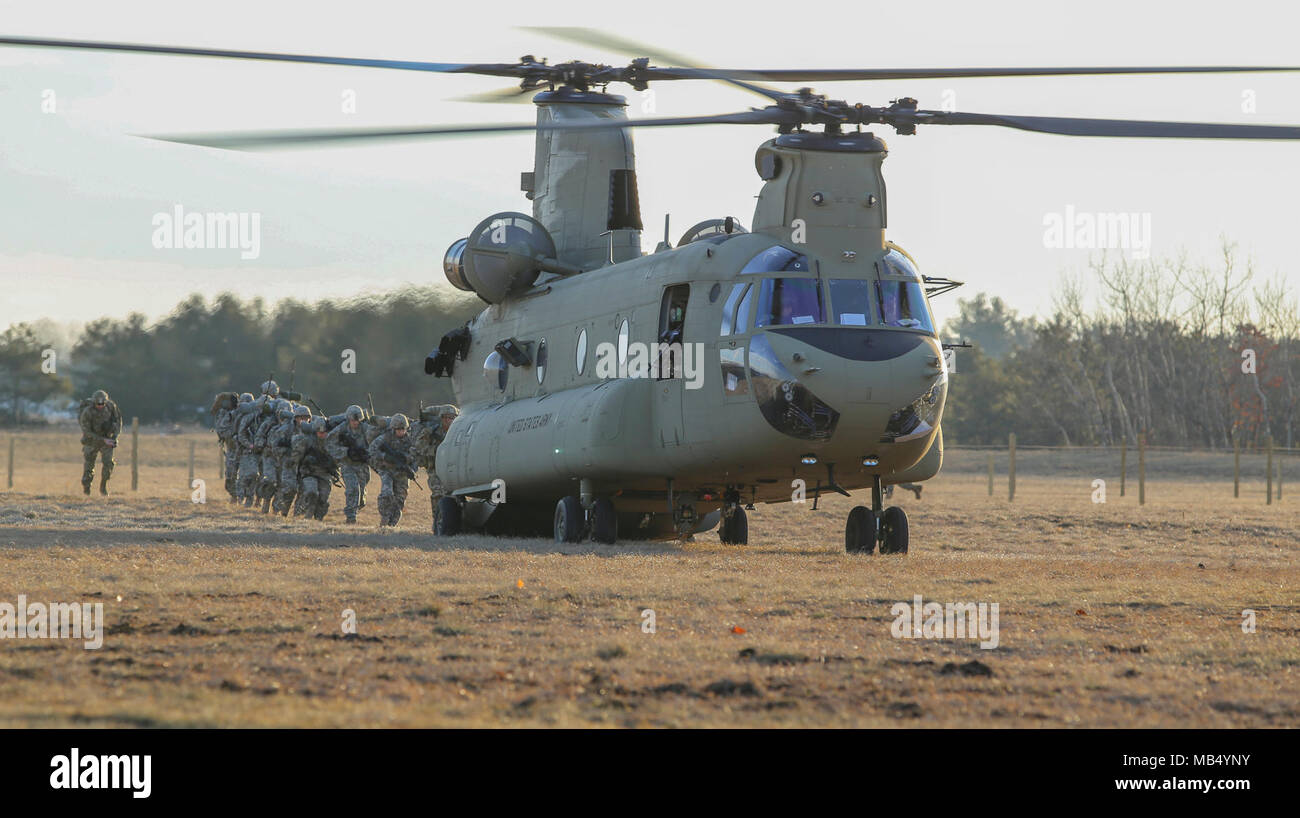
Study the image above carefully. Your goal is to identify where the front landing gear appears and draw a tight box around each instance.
[720,494,748,545]
[845,476,909,554]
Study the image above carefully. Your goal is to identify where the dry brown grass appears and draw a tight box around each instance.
[0,428,1297,728]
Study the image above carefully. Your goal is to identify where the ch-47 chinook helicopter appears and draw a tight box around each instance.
[7,29,1300,551]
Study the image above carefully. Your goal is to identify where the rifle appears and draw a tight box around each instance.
[379,441,422,486]
[307,397,326,417]
[367,392,376,422]
[339,426,368,462]
[299,446,343,487]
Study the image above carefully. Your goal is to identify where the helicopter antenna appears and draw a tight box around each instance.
[663,214,671,248]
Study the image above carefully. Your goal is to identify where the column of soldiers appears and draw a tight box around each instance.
[210,381,458,529]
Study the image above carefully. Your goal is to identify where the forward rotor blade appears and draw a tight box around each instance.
[451,85,538,104]
[526,26,787,102]
[144,109,782,150]
[706,65,1300,82]
[0,35,520,76]
[916,110,1300,139]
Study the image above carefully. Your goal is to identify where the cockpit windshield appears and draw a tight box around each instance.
[754,278,825,327]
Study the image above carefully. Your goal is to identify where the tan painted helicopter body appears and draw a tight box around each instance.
[435,91,944,541]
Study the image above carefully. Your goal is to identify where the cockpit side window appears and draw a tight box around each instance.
[754,278,825,328]
[876,248,935,333]
[741,245,811,275]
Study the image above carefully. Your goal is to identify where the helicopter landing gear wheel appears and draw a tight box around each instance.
[554,495,584,543]
[720,505,748,545]
[879,506,909,554]
[845,505,876,554]
[591,497,618,544]
[435,496,461,536]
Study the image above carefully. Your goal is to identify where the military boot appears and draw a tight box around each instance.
[82,481,91,496]
[99,475,109,496]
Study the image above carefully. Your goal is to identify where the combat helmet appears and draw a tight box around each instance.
[91,389,109,405]
[293,405,311,420]
[345,404,364,422]
[261,379,280,397]
[420,403,459,423]
[390,413,409,431]
[277,401,295,420]
[239,392,254,404]
[310,417,327,433]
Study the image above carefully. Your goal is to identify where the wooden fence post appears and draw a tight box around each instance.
[1008,433,1016,502]
[1120,437,1127,497]
[1138,431,1146,506]
[1278,454,1284,501]
[6,436,13,489]
[987,452,994,497]
[1266,436,1273,506]
[1233,437,1240,499]
[131,417,139,491]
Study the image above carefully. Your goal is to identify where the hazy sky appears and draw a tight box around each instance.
[2,0,1298,333]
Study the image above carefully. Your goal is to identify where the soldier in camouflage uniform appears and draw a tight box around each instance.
[78,389,122,496]
[213,391,244,501]
[253,398,287,513]
[272,405,310,516]
[411,404,459,532]
[324,405,371,524]
[290,417,338,521]
[233,393,267,506]
[368,412,415,527]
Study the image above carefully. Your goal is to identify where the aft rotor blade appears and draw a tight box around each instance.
[145,109,783,149]
[0,35,520,76]
[526,25,787,102]
[713,65,1300,82]
[916,110,1300,139]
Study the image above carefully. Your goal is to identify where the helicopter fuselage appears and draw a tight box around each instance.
[435,127,946,535]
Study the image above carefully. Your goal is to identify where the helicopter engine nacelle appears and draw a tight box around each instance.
[442,212,556,303]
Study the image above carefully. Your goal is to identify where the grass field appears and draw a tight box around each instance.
[0,428,1297,728]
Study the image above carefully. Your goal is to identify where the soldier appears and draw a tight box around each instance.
[290,417,338,521]
[411,404,459,531]
[261,379,280,399]
[78,390,122,496]
[233,393,265,506]
[368,412,416,527]
[324,405,371,524]
[212,391,243,501]
[253,399,286,513]
[884,482,924,500]
[274,404,311,516]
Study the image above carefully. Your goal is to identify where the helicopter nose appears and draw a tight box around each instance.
[757,327,945,461]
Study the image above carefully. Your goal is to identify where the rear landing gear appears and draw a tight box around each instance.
[435,496,462,536]
[554,496,584,543]
[720,506,748,545]
[845,476,909,555]
[554,494,619,544]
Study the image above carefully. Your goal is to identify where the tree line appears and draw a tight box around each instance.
[2,243,1296,447]
[0,287,483,426]
[942,244,1298,449]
